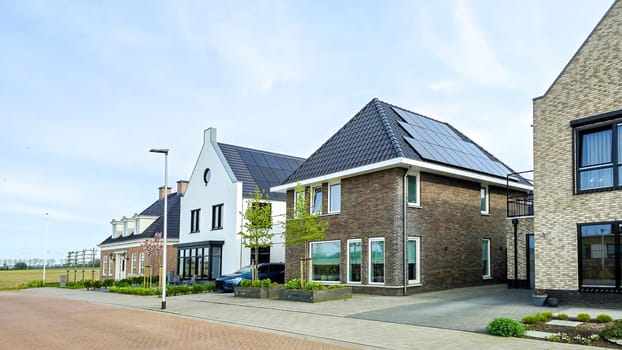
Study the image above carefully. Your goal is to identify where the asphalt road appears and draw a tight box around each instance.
[0,291,350,350]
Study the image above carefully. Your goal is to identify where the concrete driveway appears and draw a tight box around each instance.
[348,284,607,333]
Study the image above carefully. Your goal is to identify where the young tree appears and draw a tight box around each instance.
[238,188,273,282]
[283,184,328,288]
[142,232,163,287]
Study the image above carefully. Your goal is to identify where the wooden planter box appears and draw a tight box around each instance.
[234,285,284,299]
[279,287,352,303]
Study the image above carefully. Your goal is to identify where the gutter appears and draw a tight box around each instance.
[403,167,409,296]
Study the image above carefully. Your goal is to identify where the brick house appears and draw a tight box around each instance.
[532,0,622,304]
[98,182,186,281]
[272,98,531,295]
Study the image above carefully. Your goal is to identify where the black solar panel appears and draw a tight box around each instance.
[393,107,512,178]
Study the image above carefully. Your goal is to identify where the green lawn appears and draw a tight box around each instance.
[0,268,100,289]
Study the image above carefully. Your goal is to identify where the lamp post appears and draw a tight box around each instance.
[43,212,48,283]
[150,148,169,310]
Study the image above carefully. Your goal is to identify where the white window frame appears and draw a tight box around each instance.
[347,239,362,284]
[482,238,491,279]
[407,237,421,284]
[108,255,113,276]
[102,256,108,276]
[368,237,385,285]
[328,181,341,214]
[310,185,323,215]
[407,172,421,207]
[480,185,489,215]
[309,240,341,283]
[293,188,306,218]
[139,252,145,275]
[131,253,137,275]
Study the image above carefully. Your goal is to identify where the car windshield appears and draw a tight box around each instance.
[233,265,252,274]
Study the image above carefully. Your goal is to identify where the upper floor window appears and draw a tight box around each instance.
[311,186,322,215]
[329,182,341,213]
[407,174,420,206]
[577,125,619,191]
[212,204,223,230]
[480,185,489,214]
[190,209,200,233]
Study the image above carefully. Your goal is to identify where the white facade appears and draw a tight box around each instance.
[179,128,286,278]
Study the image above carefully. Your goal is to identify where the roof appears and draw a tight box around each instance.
[218,143,305,201]
[99,192,182,246]
[284,98,529,185]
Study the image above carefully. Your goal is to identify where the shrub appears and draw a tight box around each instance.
[602,320,622,339]
[239,279,252,287]
[93,280,103,289]
[327,284,345,289]
[576,313,591,322]
[546,332,571,343]
[487,318,525,337]
[285,278,302,289]
[83,280,94,290]
[557,313,568,320]
[102,279,114,288]
[537,312,553,322]
[521,315,542,325]
[304,282,325,291]
[597,313,613,323]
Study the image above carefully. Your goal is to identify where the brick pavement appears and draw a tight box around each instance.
[0,291,350,350]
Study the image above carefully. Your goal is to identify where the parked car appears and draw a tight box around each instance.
[215,262,285,292]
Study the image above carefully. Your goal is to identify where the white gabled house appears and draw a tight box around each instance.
[177,128,305,281]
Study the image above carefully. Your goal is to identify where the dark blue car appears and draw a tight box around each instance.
[215,262,285,292]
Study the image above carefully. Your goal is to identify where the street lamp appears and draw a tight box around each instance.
[150,148,169,310]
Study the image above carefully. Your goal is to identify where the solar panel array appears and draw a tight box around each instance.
[392,107,512,178]
[237,149,304,200]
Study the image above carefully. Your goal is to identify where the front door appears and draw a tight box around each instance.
[115,253,126,280]
[527,234,535,289]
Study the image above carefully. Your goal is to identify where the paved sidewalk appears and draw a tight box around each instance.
[21,285,617,350]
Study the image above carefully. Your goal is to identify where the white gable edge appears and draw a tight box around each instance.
[271,157,532,193]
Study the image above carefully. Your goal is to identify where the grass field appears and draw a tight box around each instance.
[0,268,100,289]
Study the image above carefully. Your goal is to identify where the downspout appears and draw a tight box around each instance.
[403,168,410,296]
[512,218,519,289]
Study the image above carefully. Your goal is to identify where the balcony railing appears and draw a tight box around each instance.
[506,170,534,218]
[507,195,533,217]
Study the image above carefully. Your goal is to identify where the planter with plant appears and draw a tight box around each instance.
[234,278,283,299]
[278,278,351,303]
[531,288,548,306]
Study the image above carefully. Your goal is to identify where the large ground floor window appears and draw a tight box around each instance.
[408,237,420,284]
[579,223,617,288]
[310,240,341,282]
[347,239,361,283]
[369,238,385,284]
[177,242,223,280]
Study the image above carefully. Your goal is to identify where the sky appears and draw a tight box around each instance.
[0,0,614,263]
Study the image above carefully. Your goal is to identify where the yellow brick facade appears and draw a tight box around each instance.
[533,0,622,291]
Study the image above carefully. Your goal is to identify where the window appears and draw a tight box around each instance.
[329,182,341,213]
[177,244,223,280]
[577,126,618,191]
[190,209,200,233]
[369,238,385,284]
[310,241,341,282]
[480,185,489,214]
[212,204,223,230]
[139,252,145,275]
[294,189,305,218]
[407,174,420,206]
[482,239,491,279]
[579,223,615,288]
[250,247,270,264]
[347,239,361,283]
[311,186,322,215]
[108,255,113,276]
[131,253,137,275]
[408,237,421,283]
[102,256,108,276]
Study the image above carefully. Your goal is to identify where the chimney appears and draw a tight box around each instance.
[177,180,189,195]
[158,186,172,199]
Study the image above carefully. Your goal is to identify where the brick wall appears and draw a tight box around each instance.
[100,245,177,281]
[533,0,622,292]
[284,167,509,294]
